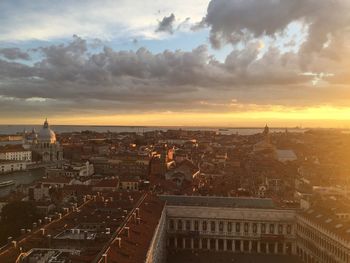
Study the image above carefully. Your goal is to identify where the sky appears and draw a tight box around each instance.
[0,0,350,127]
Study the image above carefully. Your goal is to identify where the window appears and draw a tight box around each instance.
[169,219,174,230]
[202,221,207,231]
[253,223,257,233]
[236,222,240,232]
[186,220,191,231]
[278,224,283,234]
[261,223,266,234]
[211,221,216,232]
[269,224,275,234]
[227,222,232,232]
[219,221,224,232]
[178,220,183,231]
[194,220,199,231]
[287,224,292,234]
[244,223,250,233]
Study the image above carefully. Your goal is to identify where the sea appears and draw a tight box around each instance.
[0,125,308,136]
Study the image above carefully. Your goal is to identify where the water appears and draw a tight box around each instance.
[0,125,307,136]
[0,168,44,197]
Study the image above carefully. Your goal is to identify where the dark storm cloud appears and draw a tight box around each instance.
[0,47,30,60]
[156,13,176,34]
[202,0,350,55]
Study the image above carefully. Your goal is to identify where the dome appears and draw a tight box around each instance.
[38,119,56,143]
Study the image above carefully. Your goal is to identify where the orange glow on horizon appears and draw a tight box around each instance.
[3,105,350,128]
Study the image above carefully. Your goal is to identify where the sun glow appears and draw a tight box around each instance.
[3,105,350,128]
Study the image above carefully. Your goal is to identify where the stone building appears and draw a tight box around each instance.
[27,119,63,163]
[160,195,296,256]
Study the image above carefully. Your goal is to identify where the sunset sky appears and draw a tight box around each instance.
[0,0,350,127]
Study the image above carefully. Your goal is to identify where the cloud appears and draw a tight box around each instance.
[156,13,176,34]
[201,0,350,57]
[0,48,30,60]
[0,34,348,120]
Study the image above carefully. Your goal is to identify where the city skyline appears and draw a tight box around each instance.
[1,0,350,126]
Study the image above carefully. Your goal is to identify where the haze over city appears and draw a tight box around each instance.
[2,1,350,263]
[1,0,350,127]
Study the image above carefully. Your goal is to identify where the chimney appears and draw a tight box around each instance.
[84,231,88,240]
[58,213,62,219]
[41,228,45,236]
[123,209,128,215]
[116,237,121,248]
[132,212,137,222]
[136,217,141,224]
[12,241,17,248]
[7,237,12,245]
[135,208,140,217]
[124,227,130,237]
[102,253,108,263]
[21,229,26,235]
[47,235,52,248]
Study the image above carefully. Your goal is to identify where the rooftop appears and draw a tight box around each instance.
[98,194,165,263]
[159,195,276,209]
[0,192,143,263]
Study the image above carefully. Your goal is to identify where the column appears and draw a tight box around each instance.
[283,243,286,254]
[215,239,219,251]
[232,240,236,252]
[182,238,186,249]
[257,241,261,253]
[191,238,194,250]
[207,239,210,250]
[240,240,243,252]
[199,238,202,249]
[224,239,227,251]
[274,243,278,254]
[249,241,252,253]
[266,243,269,254]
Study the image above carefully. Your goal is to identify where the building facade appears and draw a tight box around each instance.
[0,146,32,162]
[0,160,27,174]
[161,196,296,256]
[296,207,350,263]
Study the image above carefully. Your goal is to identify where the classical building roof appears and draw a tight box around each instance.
[159,195,276,209]
[37,119,56,143]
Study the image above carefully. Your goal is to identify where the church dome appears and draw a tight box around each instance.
[38,119,56,143]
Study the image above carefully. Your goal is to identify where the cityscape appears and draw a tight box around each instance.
[1,1,350,263]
